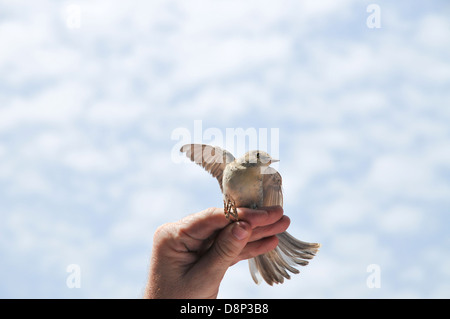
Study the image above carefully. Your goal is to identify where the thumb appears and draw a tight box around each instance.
[196,221,252,280]
[214,221,252,264]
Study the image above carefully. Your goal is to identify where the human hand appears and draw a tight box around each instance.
[144,206,289,299]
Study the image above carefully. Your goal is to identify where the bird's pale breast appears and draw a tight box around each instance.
[222,164,263,209]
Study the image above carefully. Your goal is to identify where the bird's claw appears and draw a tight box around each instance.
[224,199,239,221]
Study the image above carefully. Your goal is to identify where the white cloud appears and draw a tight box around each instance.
[0,82,87,132]
[9,169,51,195]
[317,197,372,231]
[109,187,194,246]
[174,36,292,85]
[365,153,446,201]
[416,14,450,49]
[0,0,449,299]
[283,145,335,196]
[86,101,145,126]
[378,205,424,234]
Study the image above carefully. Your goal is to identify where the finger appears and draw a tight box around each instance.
[237,205,284,228]
[191,221,252,282]
[233,235,279,264]
[248,215,290,243]
[177,207,232,241]
[178,206,277,242]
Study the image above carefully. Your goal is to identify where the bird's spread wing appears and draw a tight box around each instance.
[261,166,283,207]
[253,166,321,286]
[180,144,235,191]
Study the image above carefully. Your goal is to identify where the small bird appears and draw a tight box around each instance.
[180,144,320,285]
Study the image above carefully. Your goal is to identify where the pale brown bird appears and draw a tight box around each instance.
[180,144,320,285]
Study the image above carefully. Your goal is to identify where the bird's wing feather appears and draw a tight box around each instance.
[180,144,235,191]
[262,166,283,207]
[252,166,320,285]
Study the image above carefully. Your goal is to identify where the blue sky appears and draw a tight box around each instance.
[0,0,449,298]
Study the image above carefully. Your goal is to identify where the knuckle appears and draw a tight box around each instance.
[153,222,174,243]
[214,241,236,261]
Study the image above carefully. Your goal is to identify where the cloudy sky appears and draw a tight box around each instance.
[0,0,449,298]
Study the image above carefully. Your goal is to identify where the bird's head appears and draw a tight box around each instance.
[237,150,279,167]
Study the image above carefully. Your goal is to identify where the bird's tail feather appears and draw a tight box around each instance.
[248,231,320,285]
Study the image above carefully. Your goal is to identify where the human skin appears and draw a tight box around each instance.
[144,205,289,299]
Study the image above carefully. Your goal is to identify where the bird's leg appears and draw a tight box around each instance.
[225,199,234,220]
[224,199,239,221]
[224,200,229,219]
[230,199,239,221]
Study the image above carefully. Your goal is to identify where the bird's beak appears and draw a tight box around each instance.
[270,159,280,163]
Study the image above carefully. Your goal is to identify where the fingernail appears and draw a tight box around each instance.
[232,222,250,240]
